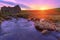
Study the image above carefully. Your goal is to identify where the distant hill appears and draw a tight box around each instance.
[45,8,60,15]
[53,8,60,11]
[21,8,60,15]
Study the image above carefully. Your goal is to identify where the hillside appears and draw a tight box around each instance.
[0,8,60,21]
[21,8,60,15]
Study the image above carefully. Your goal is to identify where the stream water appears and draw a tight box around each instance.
[0,18,60,40]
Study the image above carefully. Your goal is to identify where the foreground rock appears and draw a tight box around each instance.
[34,19,60,33]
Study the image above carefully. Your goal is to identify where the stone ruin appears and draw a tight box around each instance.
[1,5,21,16]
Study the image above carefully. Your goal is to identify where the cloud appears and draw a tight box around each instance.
[0,2,14,7]
[0,0,59,10]
[0,0,31,10]
[3,0,16,3]
[3,0,32,9]
[0,1,16,5]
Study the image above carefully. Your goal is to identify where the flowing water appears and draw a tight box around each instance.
[0,18,60,40]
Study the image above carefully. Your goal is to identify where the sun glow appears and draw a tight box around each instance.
[40,7,49,10]
[39,5,51,10]
[30,5,51,10]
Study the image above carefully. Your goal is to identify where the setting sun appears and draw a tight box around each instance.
[40,7,49,10]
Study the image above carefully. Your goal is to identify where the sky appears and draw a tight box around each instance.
[0,0,60,10]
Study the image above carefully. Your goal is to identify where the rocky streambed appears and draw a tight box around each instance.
[0,18,60,40]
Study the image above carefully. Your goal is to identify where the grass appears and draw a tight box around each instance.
[0,10,60,22]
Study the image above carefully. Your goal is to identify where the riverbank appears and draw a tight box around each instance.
[0,17,60,32]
